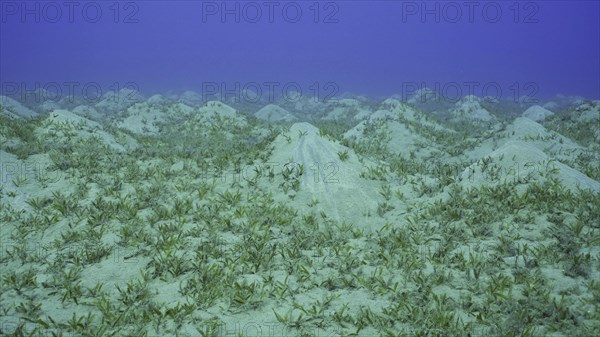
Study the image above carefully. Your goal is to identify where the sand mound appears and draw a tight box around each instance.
[344,100,451,158]
[345,118,432,158]
[460,140,599,192]
[542,101,600,147]
[465,117,583,162]
[147,94,169,105]
[372,107,412,121]
[506,117,555,138]
[179,90,203,106]
[573,101,600,143]
[379,98,406,112]
[119,103,167,135]
[255,104,297,122]
[375,98,447,128]
[38,100,62,113]
[169,102,249,143]
[0,96,38,118]
[504,117,580,155]
[407,88,440,105]
[323,98,371,120]
[268,122,380,223]
[199,101,237,118]
[95,88,144,112]
[39,110,135,151]
[353,109,372,120]
[118,102,195,135]
[543,101,558,110]
[522,105,554,122]
[196,101,247,128]
[450,95,496,122]
[72,105,101,120]
[283,94,326,116]
[574,100,600,123]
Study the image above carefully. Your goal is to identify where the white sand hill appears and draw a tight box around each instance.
[292,95,327,115]
[196,101,247,128]
[118,102,194,135]
[459,115,599,195]
[178,90,203,106]
[95,88,144,112]
[147,94,169,105]
[37,100,62,113]
[268,122,380,224]
[450,95,496,122]
[376,98,448,128]
[504,117,582,160]
[543,101,558,110]
[344,99,451,158]
[0,96,38,118]
[255,104,297,122]
[41,109,137,151]
[573,101,600,142]
[522,105,554,122]
[460,140,600,192]
[465,117,585,163]
[72,105,101,120]
[198,100,237,119]
[406,88,440,105]
[574,100,600,123]
[323,98,371,121]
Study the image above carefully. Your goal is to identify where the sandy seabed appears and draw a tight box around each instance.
[1,93,599,337]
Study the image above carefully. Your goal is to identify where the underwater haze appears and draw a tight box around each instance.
[1,1,600,337]
[1,1,599,100]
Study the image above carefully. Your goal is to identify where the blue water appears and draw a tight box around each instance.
[1,1,599,101]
